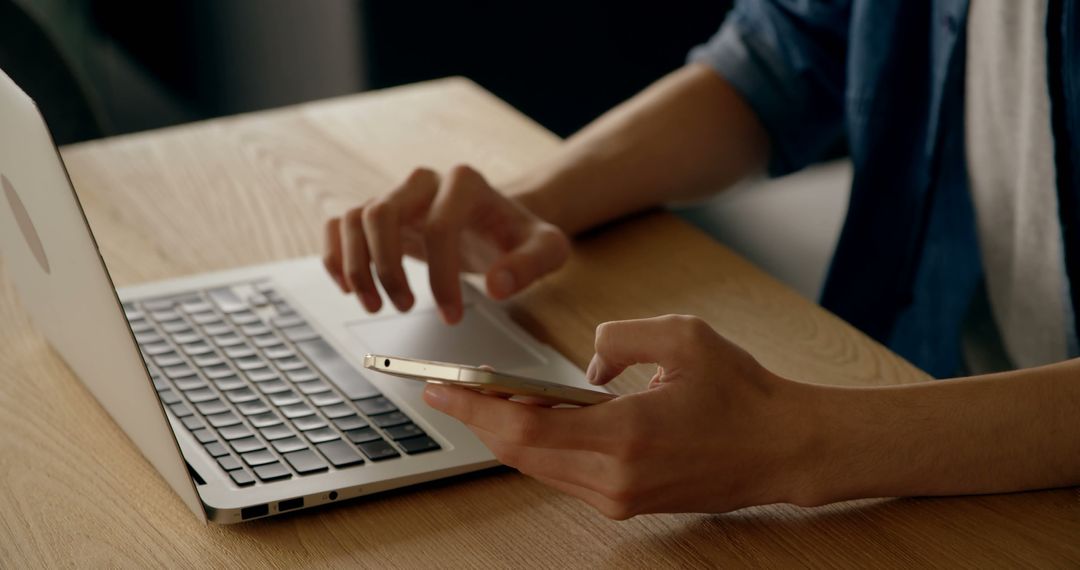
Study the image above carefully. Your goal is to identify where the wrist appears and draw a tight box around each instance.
[514,186,572,235]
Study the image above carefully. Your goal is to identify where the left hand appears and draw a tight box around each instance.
[423,315,824,519]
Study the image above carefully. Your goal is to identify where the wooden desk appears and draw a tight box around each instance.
[1,78,1076,566]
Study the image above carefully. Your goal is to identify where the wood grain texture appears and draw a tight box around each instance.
[1,77,1077,567]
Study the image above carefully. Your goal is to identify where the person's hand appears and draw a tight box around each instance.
[422,315,824,519]
[324,165,571,323]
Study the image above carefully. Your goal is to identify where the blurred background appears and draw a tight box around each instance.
[5,0,732,145]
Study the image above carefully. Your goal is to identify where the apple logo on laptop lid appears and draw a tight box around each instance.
[3,173,50,274]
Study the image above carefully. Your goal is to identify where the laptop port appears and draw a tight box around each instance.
[278,497,303,512]
[241,504,269,520]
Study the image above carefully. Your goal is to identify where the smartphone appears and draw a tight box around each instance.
[362,354,615,406]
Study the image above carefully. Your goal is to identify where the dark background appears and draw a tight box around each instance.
[3,0,732,145]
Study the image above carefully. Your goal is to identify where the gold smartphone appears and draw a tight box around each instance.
[363,354,615,406]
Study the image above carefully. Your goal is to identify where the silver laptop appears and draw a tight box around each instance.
[0,69,597,523]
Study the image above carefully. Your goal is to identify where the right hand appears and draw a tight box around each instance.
[324,165,571,324]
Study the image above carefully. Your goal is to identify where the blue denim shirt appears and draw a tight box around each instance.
[690,1,1080,378]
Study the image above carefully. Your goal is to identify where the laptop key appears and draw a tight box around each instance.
[240,323,272,337]
[270,314,305,329]
[214,376,246,391]
[384,423,425,441]
[344,427,382,444]
[310,392,343,407]
[182,343,215,357]
[286,368,319,383]
[181,416,204,431]
[397,436,441,455]
[321,403,354,419]
[196,399,230,416]
[251,334,284,349]
[235,356,267,371]
[203,364,235,380]
[191,428,216,444]
[158,389,181,405]
[151,375,170,391]
[317,440,366,467]
[371,412,410,428]
[204,441,229,457]
[295,380,331,395]
[230,311,261,326]
[123,305,143,321]
[229,436,264,453]
[171,331,202,345]
[185,388,217,403]
[134,331,162,345]
[282,324,320,343]
[303,427,339,443]
[293,415,327,431]
[257,379,290,395]
[152,353,184,368]
[150,309,181,322]
[207,287,247,313]
[203,323,232,337]
[217,455,243,471]
[180,300,213,314]
[193,354,224,368]
[224,387,259,403]
[333,415,368,431]
[163,364,196,379]
[356,439,400,461]
[141,342,173,356]
[295,338,381,400]
[237,400,271,416]
[161,320,192,334]
[143,298,179,312]
[229,469,255,487]
[260,424,293,441]
[263,346,295,360]
[272,436,308,454]
[249,411,282,428]
[169,402,193,417]
[224,344,256,359]
[220,425,255,441]
[173,376,206,392]
[206,411,241,428]
[281,403,314,419]
[355,397,397,416]
[274,357,308,372]
[241,449,278,467]
[283,449,330,474]
[261,389,296,406]
[245,368,280,383]
[213,334,246,348]
[253,462,291,482]
[129,320,154,334]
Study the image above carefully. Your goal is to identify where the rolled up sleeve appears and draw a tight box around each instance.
[689,1,850,176]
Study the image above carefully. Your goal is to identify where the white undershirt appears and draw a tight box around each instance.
[963,0,1076,373]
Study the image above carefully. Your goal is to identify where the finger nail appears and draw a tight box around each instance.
[585,354,599,384]
[440,304,461,324]
[391,292,414,311]
[491,270,516,297]
[361,292,381,312]
[424,384,449,410]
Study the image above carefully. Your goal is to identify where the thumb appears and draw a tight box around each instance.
[484,223,570,299]
[585,315,703,386]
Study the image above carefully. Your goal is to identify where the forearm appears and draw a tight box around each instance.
[513,63,769,235]
[800,359,1080,505]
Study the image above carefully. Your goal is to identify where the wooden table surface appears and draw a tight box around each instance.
[1,78,1077,567]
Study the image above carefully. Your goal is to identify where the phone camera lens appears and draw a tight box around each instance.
[384,358,390,367]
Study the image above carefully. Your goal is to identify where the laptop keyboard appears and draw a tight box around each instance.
[124,280,440,487]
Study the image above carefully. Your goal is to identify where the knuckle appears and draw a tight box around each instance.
[594,321,614,352]
[448,163,479,182]
[424,217,453,240]
[673,315,712,343]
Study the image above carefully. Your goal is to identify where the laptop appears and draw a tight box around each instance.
[0,69,598,523]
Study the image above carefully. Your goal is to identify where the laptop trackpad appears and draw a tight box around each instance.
[345,306,546,371]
